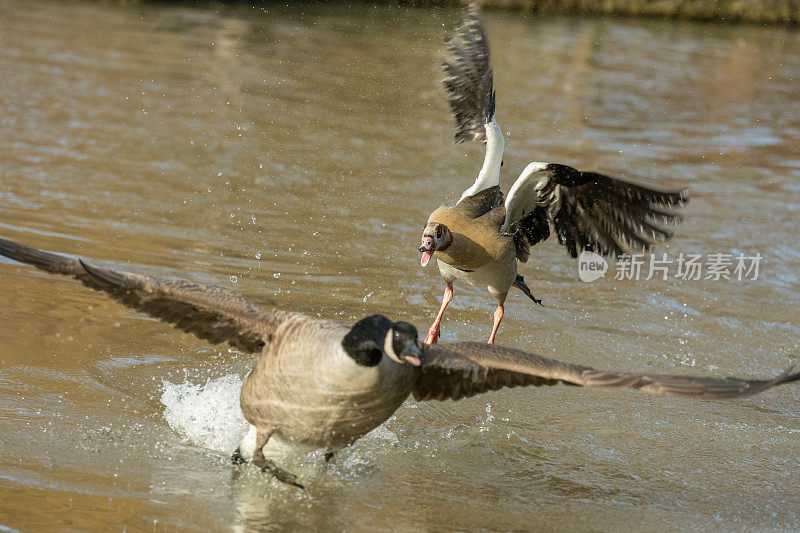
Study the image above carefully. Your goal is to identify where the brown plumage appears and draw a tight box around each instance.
[6,236,794,490]
[0,236,415,489]
[426,187,509,272]
[0,237,285,353]
[419,5,688,344]
[415,343,799,402]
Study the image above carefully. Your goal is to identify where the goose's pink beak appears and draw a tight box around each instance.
[419,236,435,267]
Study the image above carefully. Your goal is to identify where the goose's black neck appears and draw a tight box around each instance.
[341,314,393,367]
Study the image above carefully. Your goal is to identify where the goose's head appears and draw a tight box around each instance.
[342,315,423,367]
[419,222,453,267]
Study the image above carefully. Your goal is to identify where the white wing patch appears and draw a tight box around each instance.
[458,119,505,203]
[500,162,551,234]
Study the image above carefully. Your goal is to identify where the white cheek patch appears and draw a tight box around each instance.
[383,330,403,363]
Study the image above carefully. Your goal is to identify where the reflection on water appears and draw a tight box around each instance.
[1,0,800,530]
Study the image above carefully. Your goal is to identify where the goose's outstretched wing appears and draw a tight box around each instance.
[442,3,495,144]
[414,342,798,402]
[0,237,298,353]
[501,163,689,262]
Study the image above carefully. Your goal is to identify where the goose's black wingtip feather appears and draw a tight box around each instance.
[78,258,98,277]
[441,3,494,144]
[777,364,800,386]
[485,87,496,124]
[513,275,544,307]
[78,258,126,288]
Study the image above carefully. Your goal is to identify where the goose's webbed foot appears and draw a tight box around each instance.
[253,455,305,489]
[251,427,305,489]
[513,274,544,307]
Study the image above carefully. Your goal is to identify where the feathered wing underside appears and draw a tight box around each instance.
[503,163,689,260]
[414,342,799,402]
[0,237,297,353]
[442,3,495,144]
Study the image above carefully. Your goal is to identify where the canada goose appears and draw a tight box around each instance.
[419,5,688,344]
[2,236,798,490]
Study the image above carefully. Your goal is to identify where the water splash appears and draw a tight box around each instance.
[160,374,248,453]
[478,402,494,432]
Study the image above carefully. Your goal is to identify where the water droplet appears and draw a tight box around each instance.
[255,252,261,259]
[229,276,238,283]
[273,273,281,279]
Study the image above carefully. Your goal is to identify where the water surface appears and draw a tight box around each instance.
[1,1,799,530]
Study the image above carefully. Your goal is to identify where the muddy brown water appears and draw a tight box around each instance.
[1,1,800,530]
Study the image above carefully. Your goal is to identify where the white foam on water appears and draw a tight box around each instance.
[160,374,249,453]
[159,374,402,483]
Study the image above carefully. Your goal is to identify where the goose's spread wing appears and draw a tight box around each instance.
[415,342,799,402]
[442,3,495,144]
[502,163,688,261]
[0,237,297,353]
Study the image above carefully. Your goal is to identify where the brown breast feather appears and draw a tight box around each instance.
[427,201,514,271]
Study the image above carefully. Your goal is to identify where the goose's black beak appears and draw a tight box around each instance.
[401,341,422,366]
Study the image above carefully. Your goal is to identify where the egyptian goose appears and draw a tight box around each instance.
[3,237,798,489]
[419,5,688,344]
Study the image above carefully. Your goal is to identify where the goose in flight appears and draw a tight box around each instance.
[2,236,795,489]
[418,5,688,344]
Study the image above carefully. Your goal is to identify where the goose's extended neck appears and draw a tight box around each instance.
[459,119,505,202]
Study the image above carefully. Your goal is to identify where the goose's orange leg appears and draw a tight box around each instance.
[487,305,504,344]
[425,284,453,344]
